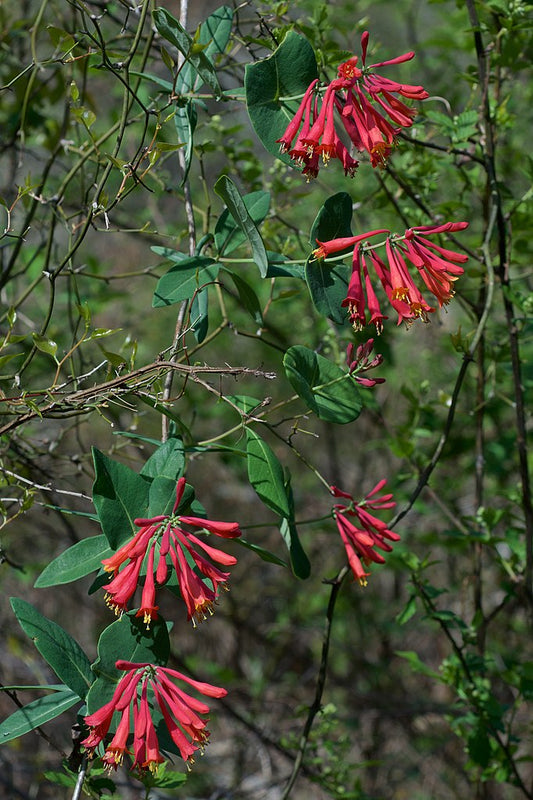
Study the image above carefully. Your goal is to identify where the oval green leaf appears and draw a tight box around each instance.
[34,534,113,588]
[0,689,80,744]
[246,429,291,518]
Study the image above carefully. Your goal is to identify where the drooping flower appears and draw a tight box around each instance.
[330,481,400,586]
[276,31,428,177]
[83,661,227,773]
[313,221,469,330]
[102,478,241,627]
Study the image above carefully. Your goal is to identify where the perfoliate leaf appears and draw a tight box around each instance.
[283,346,363,424]
[245,31,318,164]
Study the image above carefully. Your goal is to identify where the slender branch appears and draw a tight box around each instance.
[280,566,349,800]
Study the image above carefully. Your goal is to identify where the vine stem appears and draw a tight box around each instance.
[280,566,349,800]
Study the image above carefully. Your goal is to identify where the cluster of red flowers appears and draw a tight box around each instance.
[277,31,428,178]
[346,338,385,388]
[102,477,241,627]
[330,481,400,585]
[83,661,226,772]
[314,221,469,330]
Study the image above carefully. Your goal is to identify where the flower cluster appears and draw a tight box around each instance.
[277,31,428,178]
[330,481,400,585]
[314,221,468,331]
[83,660,226,771]
[102,478,241,627]
[346,339,385,388]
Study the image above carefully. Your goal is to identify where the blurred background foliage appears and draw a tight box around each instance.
[0,0,532,797]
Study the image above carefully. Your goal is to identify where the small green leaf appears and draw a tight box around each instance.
[246,429,291,518]
[214,176,269,277]
[245,31,318,164]
[190,286,209,342]
[236,538,287,567]
[283,346,363,424]
[153,8,222,98]
[32,333,58,359]
[10,599,93,700]
[0,689,80,743]
[173,100,197,186]
[280,473,311,579]
[178,5,233,94]
[152,257,219,307]
[34,535,113,588]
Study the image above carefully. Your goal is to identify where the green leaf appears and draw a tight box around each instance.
[152,8,222,98]
[0,689,80,743]
[148,475,181,517]
[236,538,287,567]
[283,346,363,424]
[190,285,209,342]
[10,598,93,700]
[173,100,197,186]
[246,429,291,518]
[92,448,152,549]
[214,176,269,277]
[34,535,113,588]
[178,5,233,93]
[141,437,185,481]
[309,191,353,245]
[226,394,262,415]
[245,31,318,163]
[265,252,306,279]
[224,268,263,324]
[396,595,417,625]
[305,255,350,325]
[214,189,270,256]
[32,333,58,359]
[280,473,311,579]
[86,614,170,714]
[152,256,219,307]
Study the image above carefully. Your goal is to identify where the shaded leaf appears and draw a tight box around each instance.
[214,176,268,277]
[283,346,363,424]
[215,190,270,256]
[10,599,93,700]
[0,689,80,743]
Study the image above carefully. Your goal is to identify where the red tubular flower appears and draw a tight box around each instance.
[330,481,400,586]
[275,31,427,177]
[313,228,388,261]
[101,477,241,626]
[346,338,385,388]
[83,661,227,773]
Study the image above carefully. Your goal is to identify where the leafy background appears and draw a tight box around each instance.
[0,0,532,798]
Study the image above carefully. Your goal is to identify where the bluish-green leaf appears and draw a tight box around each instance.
[245,31,318,164]
[215,189,270,256]
[92,448,152,549]
[214,176,269,277]
[190,286,209,342]
[152,8,222,98]
[283,345,363,424]
[153,257,219,307]
[173,100,197,186]
[10,598,93,700]
[34,535,113,588]
[0,689,80,743]
[246,429,291,517]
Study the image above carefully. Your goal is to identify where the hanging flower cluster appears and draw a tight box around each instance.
[314,221,469,331]
[330,481,400,586]
[277,31,428,178]
[83,661,226,772]
[102,477,241,627]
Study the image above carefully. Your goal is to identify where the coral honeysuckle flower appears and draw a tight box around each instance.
[102,477,241,627]
[314,221,469,331]
[276,31,428,177]
[330,481,400,586]
[346,338,385,388]
[83,661,227,773]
